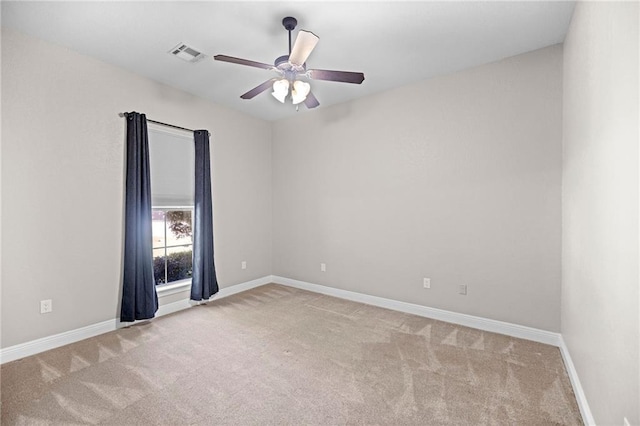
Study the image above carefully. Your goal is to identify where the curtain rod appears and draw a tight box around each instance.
[120,113,209,136]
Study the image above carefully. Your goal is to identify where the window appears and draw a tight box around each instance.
[152,208,193,285]
[147,124,195,288]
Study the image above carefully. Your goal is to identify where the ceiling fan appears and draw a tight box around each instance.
[214,16,365,109]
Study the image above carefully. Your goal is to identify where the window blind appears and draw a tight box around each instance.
[148,128,195,207]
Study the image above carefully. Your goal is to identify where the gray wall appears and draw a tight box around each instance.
[1,29,273,348]
[272,45,563,332]
[562,2,639,424]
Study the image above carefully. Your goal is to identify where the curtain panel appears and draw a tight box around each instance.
[191,130,219,300]
[121,112,158,322]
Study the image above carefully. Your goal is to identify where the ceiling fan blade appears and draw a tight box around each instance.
[303,91,320,109]
[240,78,277,99]
[308,69,365,84]
[289,30,319,66]
[214,55,274,70]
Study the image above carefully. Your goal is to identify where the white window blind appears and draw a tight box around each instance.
[148,127,194,207]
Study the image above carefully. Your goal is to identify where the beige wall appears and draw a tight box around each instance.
[1,29,272,348]
[272,45,563,331]
[562,2,639,424]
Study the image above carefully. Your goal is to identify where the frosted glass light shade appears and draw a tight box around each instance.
[291,80,311,105]
[272,79,289,103]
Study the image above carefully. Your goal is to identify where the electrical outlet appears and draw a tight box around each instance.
[40,299,52,314]
[241,261,247,270]
[458,285,467,295]
[320,263,326,272]
[423,278,431,289]
[623,417,630,426]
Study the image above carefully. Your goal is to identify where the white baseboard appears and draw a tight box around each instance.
[558,337,595,425]
[0,319,116,365]
[0,276,272,364]
[272,276,562,347]
[213,275,273,300]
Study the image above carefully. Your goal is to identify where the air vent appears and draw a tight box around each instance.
[169,43,204,63]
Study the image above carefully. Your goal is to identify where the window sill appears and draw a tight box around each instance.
[156,279,191,297]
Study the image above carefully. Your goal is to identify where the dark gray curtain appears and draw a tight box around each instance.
[121,112,158,322]
[191,130,219,300]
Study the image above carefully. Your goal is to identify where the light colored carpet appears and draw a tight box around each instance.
[1,284,582,425]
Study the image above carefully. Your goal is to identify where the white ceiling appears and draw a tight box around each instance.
[2,1,575,122]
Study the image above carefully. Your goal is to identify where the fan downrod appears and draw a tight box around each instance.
[282,16,298,55]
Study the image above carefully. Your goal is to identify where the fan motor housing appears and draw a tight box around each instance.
[274,55,306,73]
[274,55,289,68]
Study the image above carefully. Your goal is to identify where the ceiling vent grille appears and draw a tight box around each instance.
[169,43,204,63]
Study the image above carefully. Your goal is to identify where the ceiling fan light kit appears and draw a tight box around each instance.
[214,16,365,110]
[272,79,290,103]
[291,80,311,105]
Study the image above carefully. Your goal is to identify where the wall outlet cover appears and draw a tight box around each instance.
[40,299,52,314]
[423,278,431,289]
